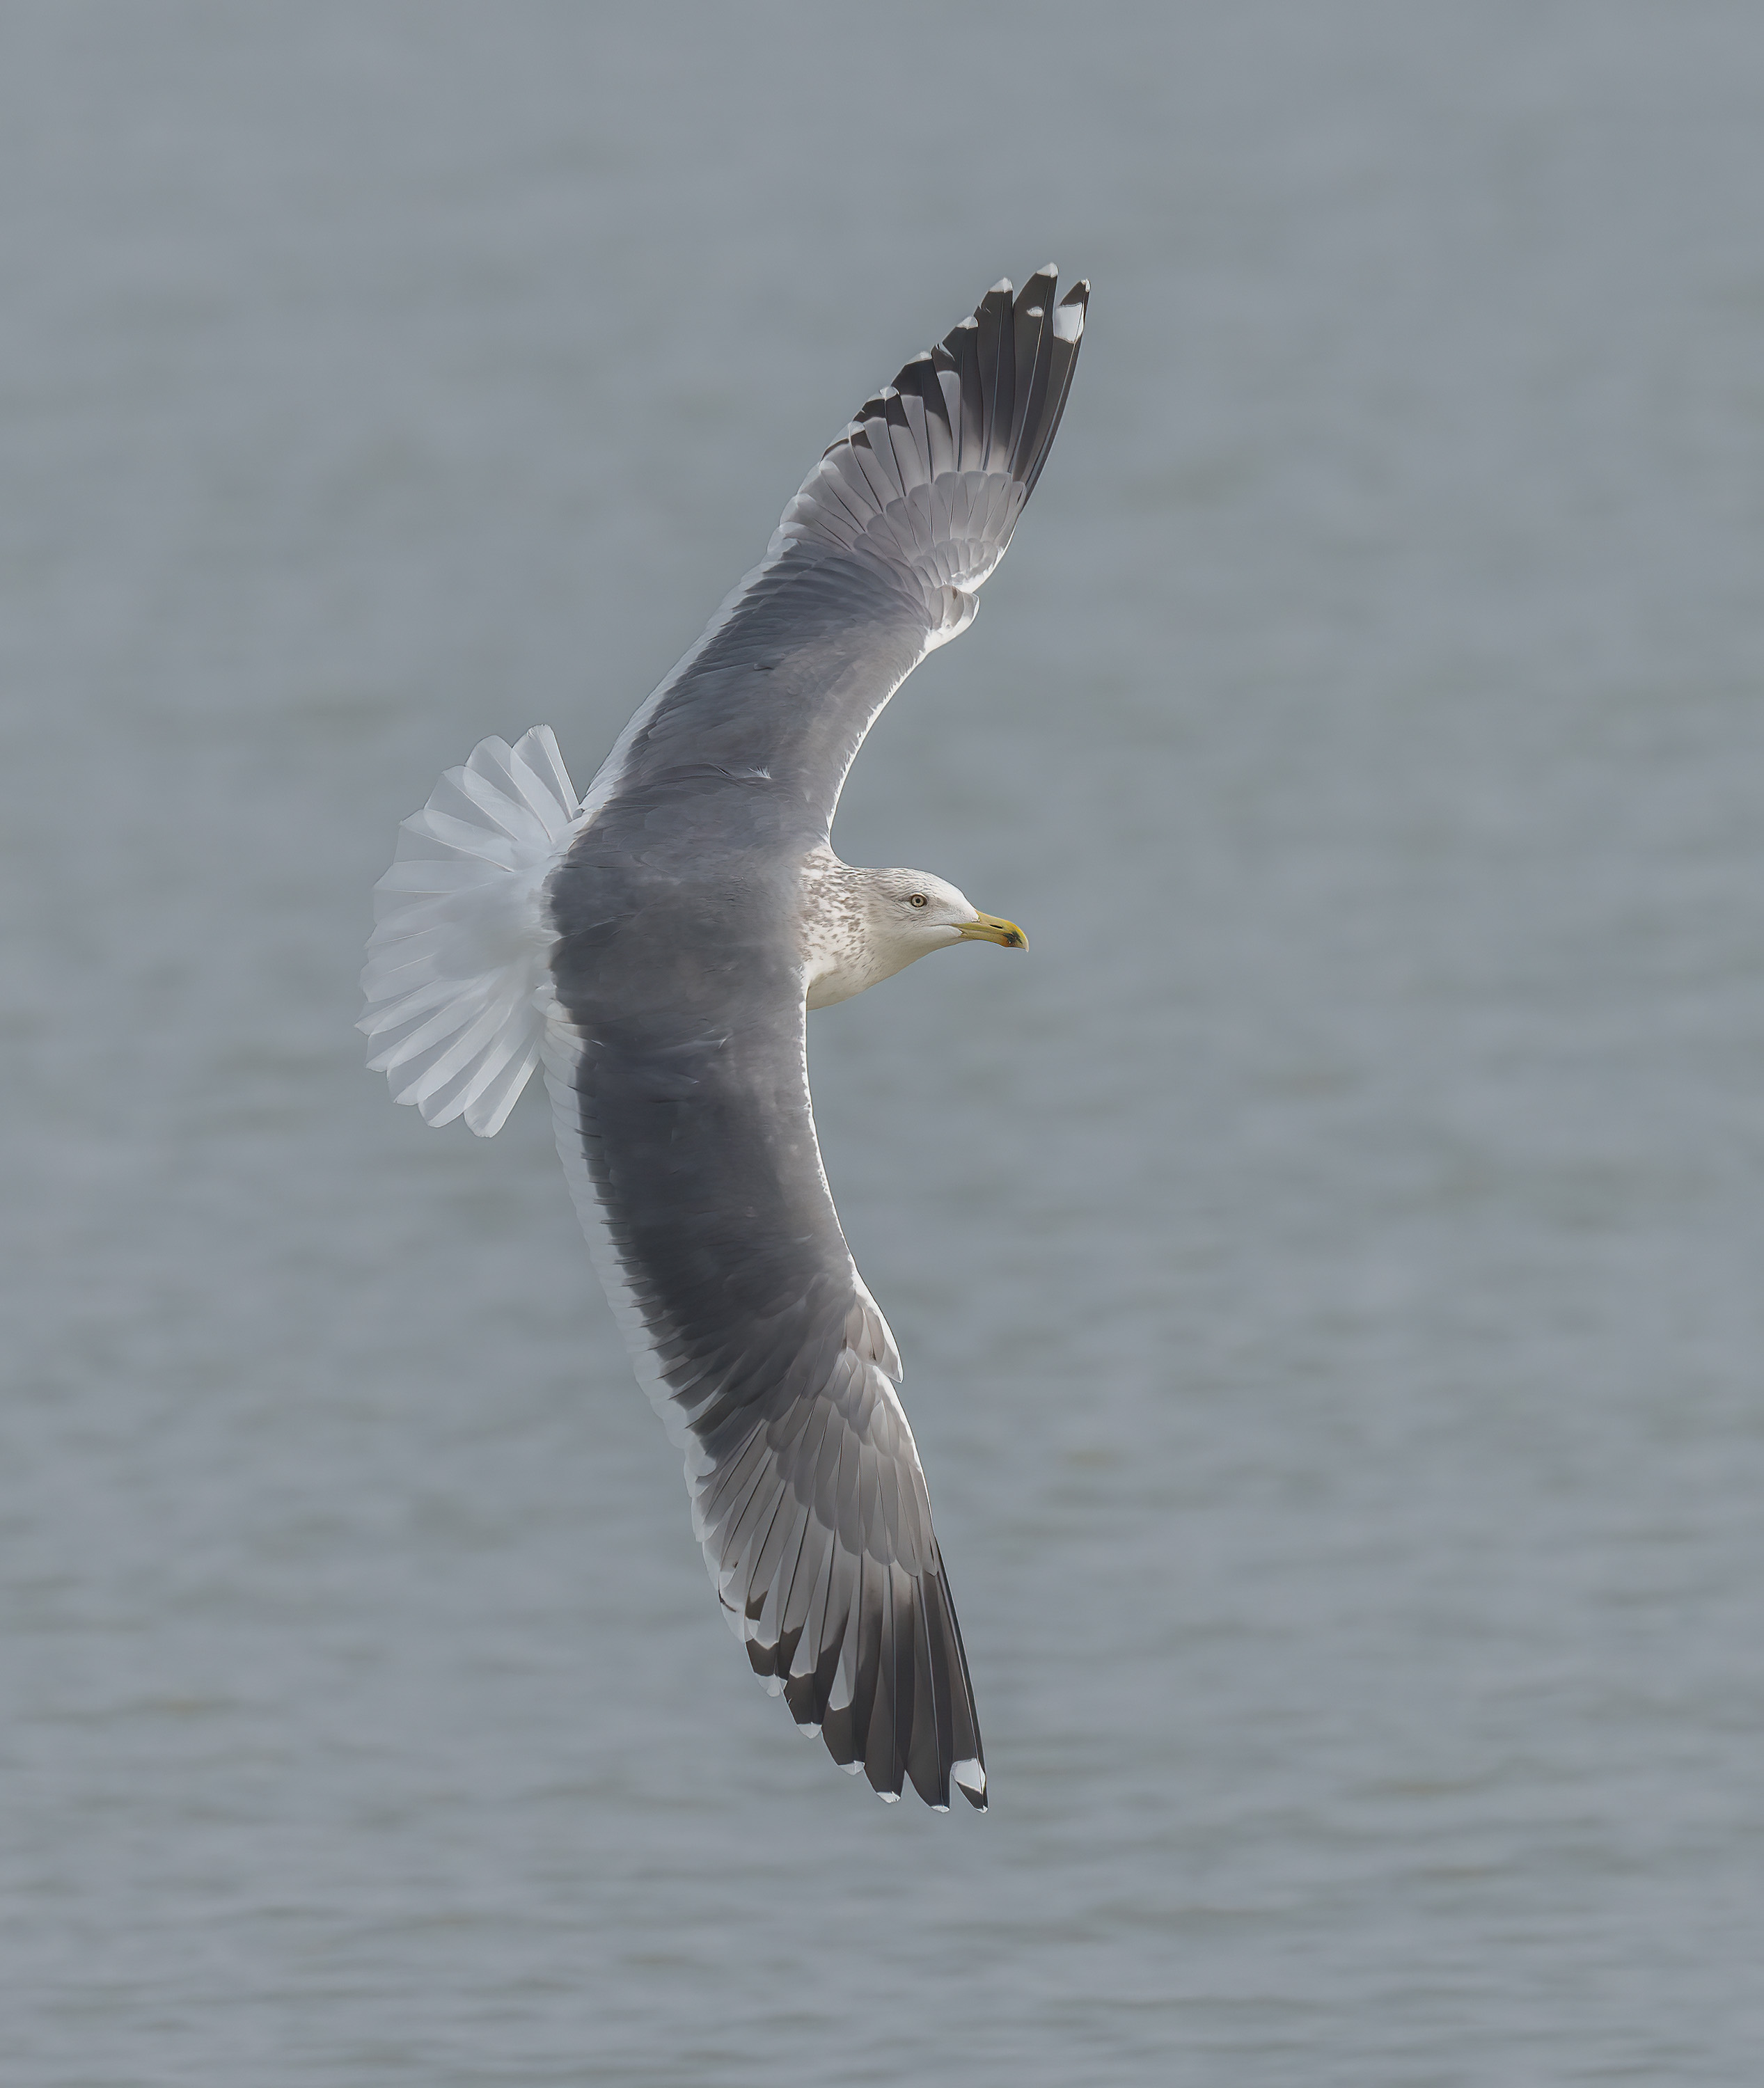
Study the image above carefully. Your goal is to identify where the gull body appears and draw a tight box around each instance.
[361,269,1087,1809]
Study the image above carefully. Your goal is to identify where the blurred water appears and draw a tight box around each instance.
[3,6,1763,2084]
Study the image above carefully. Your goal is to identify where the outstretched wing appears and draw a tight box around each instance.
[578,267,1089,840]
[366,273,1089,1804]
[543,894,987,1809]
[537,271,1089,1803]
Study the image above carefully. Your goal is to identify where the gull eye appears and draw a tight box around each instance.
[907,894,929,908]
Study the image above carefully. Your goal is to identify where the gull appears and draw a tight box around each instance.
[361,269,1088,1808]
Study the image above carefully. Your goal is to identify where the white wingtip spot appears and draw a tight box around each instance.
[1052,301,1084,343]
[952,1757,986,1797]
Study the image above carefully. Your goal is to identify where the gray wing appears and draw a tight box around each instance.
[576,267,1089,839]
[544,271,1090,1807]
[543,881,987,1808]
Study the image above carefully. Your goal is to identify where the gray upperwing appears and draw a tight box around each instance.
[533,267,1089,1807]
[581,269,1089,841]
[546,842,986,1810]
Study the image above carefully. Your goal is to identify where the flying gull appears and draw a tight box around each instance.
[361,269,1089,1809]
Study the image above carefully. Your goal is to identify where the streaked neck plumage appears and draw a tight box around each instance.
[797,848,1022,1009]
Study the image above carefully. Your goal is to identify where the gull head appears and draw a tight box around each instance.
[804,862,1026,1010]
[865,867,1027,967]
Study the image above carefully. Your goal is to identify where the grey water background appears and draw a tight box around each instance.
[3,4,1762,2082]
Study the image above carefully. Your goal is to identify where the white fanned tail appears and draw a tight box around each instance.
[360,727,578,1137]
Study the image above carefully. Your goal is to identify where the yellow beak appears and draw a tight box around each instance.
[956,911,1028,950]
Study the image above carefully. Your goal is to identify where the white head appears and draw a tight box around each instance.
[860,867,1026,957]
[804,862,1027,1010]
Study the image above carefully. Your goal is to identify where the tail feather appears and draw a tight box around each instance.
[360,727,578,1137]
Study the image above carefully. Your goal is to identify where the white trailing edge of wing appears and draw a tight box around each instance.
[359,727,579,1137]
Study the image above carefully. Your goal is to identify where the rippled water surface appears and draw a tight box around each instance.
[5,6,1763,2083]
